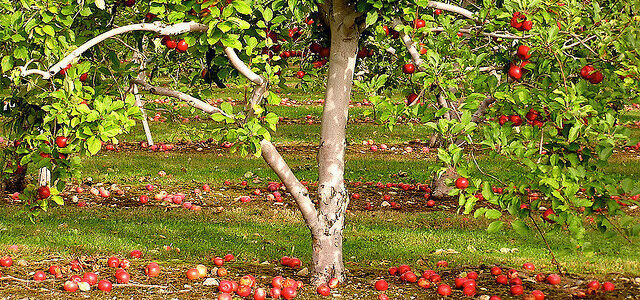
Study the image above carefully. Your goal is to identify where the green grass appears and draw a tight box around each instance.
[0,205,638,277]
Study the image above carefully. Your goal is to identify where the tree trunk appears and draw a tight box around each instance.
[312,1,361,285]
[432,166,459,199]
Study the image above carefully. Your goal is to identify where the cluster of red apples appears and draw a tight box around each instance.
[160,35,188,53]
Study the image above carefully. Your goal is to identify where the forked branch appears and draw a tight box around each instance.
[131,79,233,119]
[20,22,208,79]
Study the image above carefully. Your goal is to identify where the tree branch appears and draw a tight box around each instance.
[392,18,424,68]
[20,22,208,79]
[427,1,476,19]
[471,96,496,122]
[131,79,233,119]
[223,47,265,86]
[260,139,319,232]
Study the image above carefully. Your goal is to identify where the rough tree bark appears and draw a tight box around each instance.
[312,0,362,285]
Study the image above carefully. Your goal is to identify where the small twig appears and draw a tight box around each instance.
[599,212,633,244]
[115,282,168,289]
[0,275,31,283]
[529,215,563,274]
[536,132,544,164]
[470,149,506,186]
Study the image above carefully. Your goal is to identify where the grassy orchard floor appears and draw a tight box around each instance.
[1,88,640,298]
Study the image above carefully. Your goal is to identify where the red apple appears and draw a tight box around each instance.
[79,73,88,82]
[587,280,600,290]
[535,273,546,282]
[237,285,252,297]
[467,271,478,280]
[414,19,426,29]
[129,250,142,258]
[219,280,234,293]
[186,268,200,280]
[115,270,130,284]
[176,39,188,52]
[296,70,306,79]
[0,256,12,267]
[510,284,524,295]
[374,279,388,291]
[437,284,452,296]
[589,71,604,84]
[317,284,330,296]
[63,280,79,292]
[580,65,596,79]
[531,290,545,300]
[417,277,431,288]
[523,263,535,271]
[166,39,177,49]
[270,287,282,299]
[490,266,502,275]
[272,276,284,288]
[406,93,419,105]
[119,259,131,269]
[83,272,98,285]
[455,178,469,189]
[145,262,160,277]
[516,45,531,60]
[328,277,340,288]
[37,186,51,199]
[254,288,267,300]
[33,270,46,281]
[55,136,68,148]
[602,281,615,291]
[49,265,62,277]
[218,293,233,300]
[435,9,442,15]
[213,257,224,266]
[436,260,448,268]
[281,286,297,299]
[463,285,476,296]
[546,273,561,285]
[508,65,523,80]
[496,275,508,285]
[403,63,416,74]
[107,257,120,268]
[98,280,112,292]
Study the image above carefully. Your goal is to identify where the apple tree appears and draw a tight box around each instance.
[2,0,639,284]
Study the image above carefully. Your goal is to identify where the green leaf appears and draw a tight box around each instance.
[86,136,101,155]
[511,220,530,235]
[485,209,502,219]
[51,195,64,205]
[42,25,55,36]
[263,8,273,22]
[487,221,505,233]
[233,0,252,15]
[366,11,378,26]
[1,56,13,73]
[95,0,106,10]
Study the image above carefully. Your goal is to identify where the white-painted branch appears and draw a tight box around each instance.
[392,18,424,68]
[427,1,476,19]
[223,47,265,86]
[260,139,319,231]
[20,22,207,79]
[131,79,233,119]
[38,167,51,187]
[132,49,154,146]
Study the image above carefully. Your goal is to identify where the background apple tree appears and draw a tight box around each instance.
[1,0,639,284]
